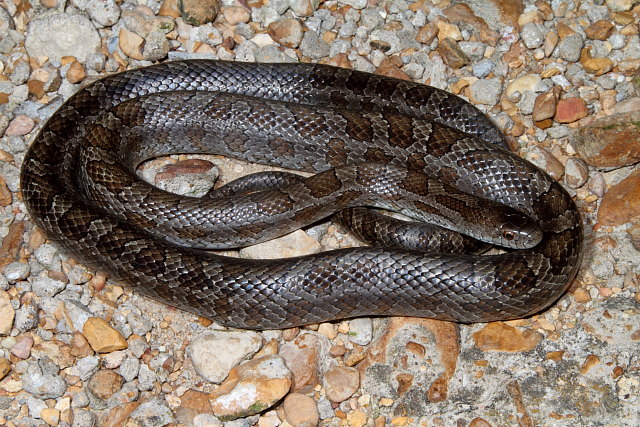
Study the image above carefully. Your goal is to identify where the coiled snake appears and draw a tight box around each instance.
[20,60,583,329]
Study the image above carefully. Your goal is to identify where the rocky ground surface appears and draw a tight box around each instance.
[1,0,639,425]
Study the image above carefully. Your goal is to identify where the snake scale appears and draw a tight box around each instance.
[20,60,583,329]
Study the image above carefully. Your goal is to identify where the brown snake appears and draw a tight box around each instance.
[20,60,583,329]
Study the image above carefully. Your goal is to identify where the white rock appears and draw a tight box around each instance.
[25,14,101,62]
[189,330,263,383]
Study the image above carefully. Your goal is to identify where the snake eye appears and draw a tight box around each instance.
[503,231,515,241]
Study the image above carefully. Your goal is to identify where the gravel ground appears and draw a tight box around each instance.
[1,0,639,426]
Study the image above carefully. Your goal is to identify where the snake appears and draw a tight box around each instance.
[20,60,583,329]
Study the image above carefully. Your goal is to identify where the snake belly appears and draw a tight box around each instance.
[20,60,583,329]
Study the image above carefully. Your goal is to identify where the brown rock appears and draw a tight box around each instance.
[564,157,589,189]
[0,357,11,380]
[324,366,359,402]
[628,223,640,251]
[523,146,565,180]
[40,408,60,426]
[376,57,411,81]
[437,38,469,69]
[581,55,614,76]
[544,31,559,57]
[0,221,25,271]
[88,369,124,400]
[66,61,86,84]
[597,170,640,226]
[584,20,615,40]
[222,5,250,25]
[279,333,323,392]
[268,18,303,48]
[159,0,180,18]
[178,0,220,26]
[472,322,542,352]
[535,0,554,20]
[436,19,462,41]
[82,317,128,353]
[175,389,214,425]
[416,23,438,44]
[0,176,12,207]
[27,79,46,99]
[572,111,640,168]
[118,28,145,60]
[283,393,319,427]
[489,0,524,26]
[5,115,35,136]
[580,354,600,374]
[103,401,141,427]
[611,11,635,25]
[469,417,493,427]
[532,87,560,122]
[70,332,93,357]
[555,97,588,123]
[444,4,500,45]
[209,355,292,421]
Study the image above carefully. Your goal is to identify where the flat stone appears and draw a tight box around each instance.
[472,322,542,352]
[572,111,640,168]
[506,74,541,97]
[280,332,324,392]
[209,355,292,421]
[555,98,588,123]
[82,317,128,353]
[324,366,359,402]
[5,114,34,136]
[283,393,319,427]
[25,13,100,62]
[188,330,262,383]
[597,170,640,226]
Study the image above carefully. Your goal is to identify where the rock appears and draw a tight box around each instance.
[443,4,500,46]
[0,358,10,380]
[128,399,176,426]
[222,6,250,25]
[268,19,303,49]
[523,146,565,180]
[289,0,319,16]
[14,292,39,332]
[472,322,542,352]
[4,262,30,283]
[189,330,262,383]
[85,0,121,27]
[506,74,541,97]
[178,0,220,26]
[437,38,469,69]
[521,22,544,48]
[532,88,560,122]
[82,317,128,353]
[324,366,359,402]
[585,20,615,40]
[66,61,86,84]
[347,410,367,427]
[283,393,319,427]
[469,78,502,105]
[580,49,614,76]
[573,111,640,168]
[280,333,324,392]
[555,98,588,123]
[436,20,462,41]
[597,170,640,226]
[240,229,321,259]
[0,177,11,206]
[25,14,100,62]
[415,23,438,44]
[5,115,35,136]
[40,408,60,426]
[88,369,124,400]
[472,59,494,79]
[22,359,67,399]
[209,355,292,421]
[175,389,214,426]
[10,334,34,359]
[348,318,373,346]
[557,33,583,62]
[299,30,330,59]
[0,290,14,335]
[564,158,589,189]
[606,0,636,12]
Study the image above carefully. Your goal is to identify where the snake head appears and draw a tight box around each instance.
[497,210,543,249]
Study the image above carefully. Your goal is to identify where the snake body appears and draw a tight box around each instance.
[20,60,583,329]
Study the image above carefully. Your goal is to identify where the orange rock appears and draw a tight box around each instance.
[376,57,411,81]
[279,333,323,393]
[437,38,469,69]
[472,322,542,352]
[555,97,588,123]
[416,23,439,44]
[532,87,560,122]
[597,170,640,226]
[0,176,11,207]
[66,61,86,84]
[584,20,615,40]
[175,390,214,426]
[82,317,128,353]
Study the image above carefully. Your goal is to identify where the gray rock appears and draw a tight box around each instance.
[31,276,66,298]
[33,244,59,267]
[360,9,383,31]
[459,41,486,62]
[118,356,140,382]
[472,59,494,79]
[288,0,318,16]
[137,363,156,391]
[72,391,90,408]
[77,356,100,381]
[557,33,583,62]
[4,262,30,283]
[26,396,47,419]
[338,21,358,37]
[317,396,334,419]
[348,318,373,345]
[129,399,175,427]
[340,0,367,8]
[25,14,101,62]
[9,61,30,85]
[22,359,67,399]
[519,90,537,115]
[564,157,589,189]
[72,409,97,427]
[86,0,121,27]
[14,295,39,332]
[470,78,502,105]
[299,31,330,58]
[521,22,544,49]
[188,330,262,383]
